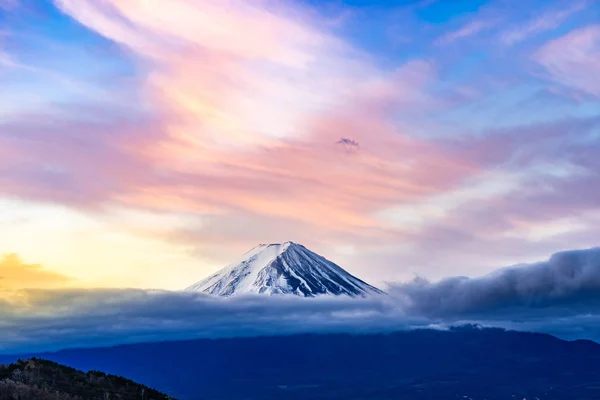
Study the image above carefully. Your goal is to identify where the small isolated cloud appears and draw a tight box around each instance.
[1,247,600,353]
[0,254,71,291]
[336,137,360,153]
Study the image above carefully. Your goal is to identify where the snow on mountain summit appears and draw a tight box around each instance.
[186,241,384,297]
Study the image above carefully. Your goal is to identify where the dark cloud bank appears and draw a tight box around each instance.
[2,247,600,353]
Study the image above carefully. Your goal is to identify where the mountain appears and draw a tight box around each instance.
[3,327,600,400]
[185,241,384,297]
[0,358,174,400]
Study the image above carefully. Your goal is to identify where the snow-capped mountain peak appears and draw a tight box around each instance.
[186,242,384,297]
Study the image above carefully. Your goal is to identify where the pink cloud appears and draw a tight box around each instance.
[31,0,479,232]
[123,118,477,231]
[0,0,491,275]
[535,25,600,96]
[0,110,164,209]
[3,0,598,286]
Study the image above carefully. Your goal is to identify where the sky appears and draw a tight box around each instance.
[1,0,600,292]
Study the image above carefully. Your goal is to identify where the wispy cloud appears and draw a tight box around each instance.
[0,0,599,287]
[535,25,600,96]
[0,0,18,10]
[0,29,13,68]
[501,2,588,45]
[435,19,496,45]
[3,2,480,244]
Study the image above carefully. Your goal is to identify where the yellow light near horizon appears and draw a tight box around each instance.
[0,199,214,290]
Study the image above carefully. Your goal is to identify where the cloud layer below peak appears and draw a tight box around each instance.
[2,247,600,353]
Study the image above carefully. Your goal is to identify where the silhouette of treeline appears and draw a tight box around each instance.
[0,358,175,400]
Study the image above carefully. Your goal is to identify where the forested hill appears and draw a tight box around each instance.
[0,358,174,400]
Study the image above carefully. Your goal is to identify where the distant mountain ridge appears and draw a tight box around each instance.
[186,241,384,297]
[3,327,600,400]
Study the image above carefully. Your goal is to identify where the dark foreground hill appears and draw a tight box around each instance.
[0,358,174,400]
[3,327,600,399]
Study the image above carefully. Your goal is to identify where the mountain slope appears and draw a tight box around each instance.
[186,242,384,297]
[0,358,173,400]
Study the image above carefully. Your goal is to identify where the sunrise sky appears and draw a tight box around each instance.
[1,0,599,291]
